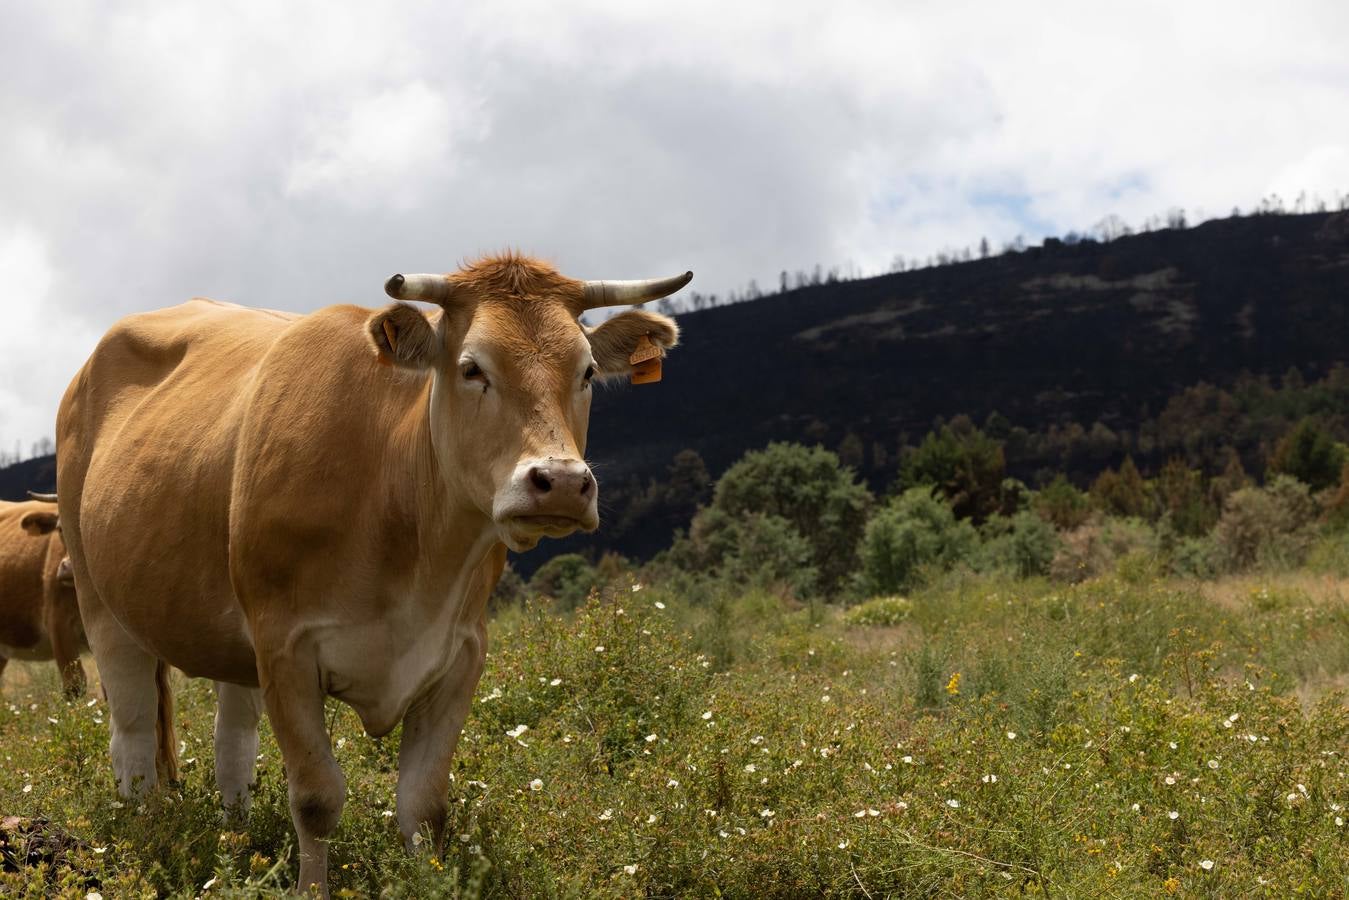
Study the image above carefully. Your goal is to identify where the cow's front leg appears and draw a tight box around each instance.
[259,650,344,899]
[396,617,488,853]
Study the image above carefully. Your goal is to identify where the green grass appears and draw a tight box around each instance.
[2,571,1348,897]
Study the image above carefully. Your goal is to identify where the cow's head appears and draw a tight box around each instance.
[367,255,688,551]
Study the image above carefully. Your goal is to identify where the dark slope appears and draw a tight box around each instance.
[586,211,1349,486]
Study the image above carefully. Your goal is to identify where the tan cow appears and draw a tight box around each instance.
[56,254,688,896]
[0,496,87,696]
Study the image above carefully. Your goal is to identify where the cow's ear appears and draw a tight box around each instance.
[586,310,679,380]
[20,511,59,536]
[367,303,441,369]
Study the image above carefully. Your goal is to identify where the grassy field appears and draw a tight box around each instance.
[2,569,1347,897]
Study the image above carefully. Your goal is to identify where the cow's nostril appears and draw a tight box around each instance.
[529,467,553,494]
[579,473,593,496]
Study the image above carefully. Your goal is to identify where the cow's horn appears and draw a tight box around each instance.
[384,273,459,305]
[27,491,58,502]
[582,271,693,310]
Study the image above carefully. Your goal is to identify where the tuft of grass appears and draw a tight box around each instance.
[843,595,913,627]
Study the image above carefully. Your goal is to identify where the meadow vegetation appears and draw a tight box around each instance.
[3,431,1349,897]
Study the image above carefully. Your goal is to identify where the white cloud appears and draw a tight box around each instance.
[0,227,102,452]
[1,0,1347,445]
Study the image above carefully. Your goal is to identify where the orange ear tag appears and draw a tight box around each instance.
[629,334,663,385]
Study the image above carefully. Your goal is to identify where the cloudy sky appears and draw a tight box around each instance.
[2,1,1347,450]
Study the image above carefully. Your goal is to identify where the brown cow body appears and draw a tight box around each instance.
[0,499,86,695]
[56,255,686,896]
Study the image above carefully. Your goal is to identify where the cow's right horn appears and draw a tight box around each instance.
[384,273,459,306]
[27,491,58,502]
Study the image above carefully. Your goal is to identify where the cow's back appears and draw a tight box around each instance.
[0,501,54,655]
[58,299,299,683]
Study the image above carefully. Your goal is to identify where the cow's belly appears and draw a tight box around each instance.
[84,571,259,684]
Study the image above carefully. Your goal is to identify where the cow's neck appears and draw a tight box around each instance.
[395,375,498,587]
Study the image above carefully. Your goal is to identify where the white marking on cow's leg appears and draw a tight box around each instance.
[396,618,487,852]
[214,681,263,820]
[260,651,344,899]
[97,639,162,797]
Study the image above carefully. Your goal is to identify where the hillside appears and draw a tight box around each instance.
[589,210,1349,481]
[5,210,1349,567]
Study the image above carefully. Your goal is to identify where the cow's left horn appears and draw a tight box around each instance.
[27,491,58,502]
[384,273,459,305]
[582,271,693,310]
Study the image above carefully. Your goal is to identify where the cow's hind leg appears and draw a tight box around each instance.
[214,681,263,821]
[396,617,488,853]
[90,622,165,797]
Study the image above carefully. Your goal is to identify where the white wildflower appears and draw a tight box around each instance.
[623,863,638,875]
[1199,859,1214,871]
[529,779,543,791]
[599,809,613,821]
[654,601,666,609]
[1168,810,1179,820]
[946,799,960,809]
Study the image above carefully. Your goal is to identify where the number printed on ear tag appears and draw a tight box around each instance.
[629,334,663,385]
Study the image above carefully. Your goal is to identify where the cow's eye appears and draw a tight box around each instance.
[583,364,595,383]
[462,361,487,384]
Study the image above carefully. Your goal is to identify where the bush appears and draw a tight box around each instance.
[718,513,817,597]
[710,442,873,595]
[1211,475,1318,572]
[843,595,913,627]
[1050,516,1154,583]
[899,420,1006,521]
[528,553,598,611]
[1268,418,1348,491]
[1154,458,1218,536]
[856,488,977,594]
[1090,456,1153,518]
[975,510,1059,578]
[1032,475,1091,529]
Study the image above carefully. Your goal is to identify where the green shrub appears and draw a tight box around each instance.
[1032,475,1091,529]
[856,488,977,594]
[976,510,1059,577]
[710,442,873,594]
[1267,417,1348,491]
[1212,475,1317,572]
[899,419,1006,521]
[528,553,597,611]
[842,595,913,627]
[718,513,817,597]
